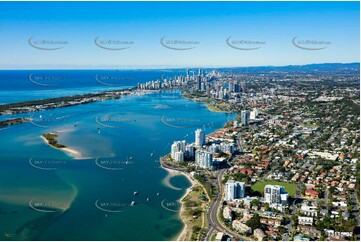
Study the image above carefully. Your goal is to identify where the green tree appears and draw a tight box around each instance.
[246,213,261,230]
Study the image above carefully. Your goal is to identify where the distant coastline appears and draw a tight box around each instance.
[0,117,29,128]
[0,88,137,115]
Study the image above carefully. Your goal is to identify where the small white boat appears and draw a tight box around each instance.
[147,198,150,202]
[131,201,136,206]
[134,191,138,195]
[156,193,160,196]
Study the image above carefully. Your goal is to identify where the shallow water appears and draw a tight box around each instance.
[0,89,235,240]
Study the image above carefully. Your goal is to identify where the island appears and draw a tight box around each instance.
[0,88,137,115]
[1,64,359,241]
[41,132,83,159]
[41,132,66,148]
[0,117,29,128]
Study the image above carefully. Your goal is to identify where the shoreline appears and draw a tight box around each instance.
[37,89,234,240]
[159,101,236,241]
[40,135,84,159]
[161,160,212,241]
[181,91,239,114]
[177,173,196,241]
[161,166,197,241]
[203,103,227,113]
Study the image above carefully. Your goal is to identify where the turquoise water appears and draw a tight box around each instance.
[0,70,186,104]
[0,90,234,240]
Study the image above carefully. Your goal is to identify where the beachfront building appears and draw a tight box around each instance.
[174,151,184,162]
[171,140,186,159]
[195,129,206,147]
[185,143,195,159]
[195,150,212,169]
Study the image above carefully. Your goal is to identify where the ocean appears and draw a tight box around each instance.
[0,70,234,240]
[0,69,187,104]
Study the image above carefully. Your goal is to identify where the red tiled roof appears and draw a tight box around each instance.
[240,169,254,175]
[305,189,319,196]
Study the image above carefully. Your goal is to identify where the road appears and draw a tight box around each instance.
[203,129,254,241]
[203,169,250,241]
[203,169,226,240]
[349,192,360,225]
[282,222,293,241]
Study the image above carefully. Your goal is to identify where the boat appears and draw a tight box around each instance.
[150,153,154,157]
[131,201,136,206]
[134,191,138,195]
[156,192,160,196]
[146,198,150,202]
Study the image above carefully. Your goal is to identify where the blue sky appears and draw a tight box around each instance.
[0,1,359,69]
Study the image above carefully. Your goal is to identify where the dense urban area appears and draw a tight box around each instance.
[154,64,360,241]
[0,63,359,241]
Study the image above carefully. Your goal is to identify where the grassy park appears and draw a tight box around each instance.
[251,180,297,197]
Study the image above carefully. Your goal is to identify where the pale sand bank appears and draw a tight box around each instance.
[40,135,84,160]
[162,167,199,241]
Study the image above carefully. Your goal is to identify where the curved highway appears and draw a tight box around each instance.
[203,169,250,241]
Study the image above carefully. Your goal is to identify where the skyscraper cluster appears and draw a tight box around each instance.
[169,128,213,169]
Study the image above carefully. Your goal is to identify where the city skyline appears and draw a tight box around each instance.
[0,1,359,241]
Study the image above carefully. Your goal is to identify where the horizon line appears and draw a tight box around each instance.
[0,62,359,71]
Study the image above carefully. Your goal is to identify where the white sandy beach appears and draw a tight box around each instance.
[176,173,196,241]
[40,135,84,159]
[162,168,184,191]
[161,167,198,241]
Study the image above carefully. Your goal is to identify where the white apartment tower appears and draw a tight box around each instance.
[225,180,246,201]
[195,129,206,147]
[195,150,212,169]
